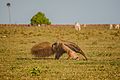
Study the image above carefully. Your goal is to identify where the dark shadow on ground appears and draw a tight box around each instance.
[32,57,55,60]
[16,57,55,60]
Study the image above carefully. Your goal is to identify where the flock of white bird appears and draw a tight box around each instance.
[74,22,120,31]
[109,24,120,29]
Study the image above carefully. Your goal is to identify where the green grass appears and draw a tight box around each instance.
[0,26,120,80]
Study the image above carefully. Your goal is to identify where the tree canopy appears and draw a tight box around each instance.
[30,12,51,25]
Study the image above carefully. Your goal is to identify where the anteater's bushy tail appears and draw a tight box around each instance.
[31,42,54,57]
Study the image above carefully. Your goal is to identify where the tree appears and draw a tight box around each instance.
[30,12,51,25]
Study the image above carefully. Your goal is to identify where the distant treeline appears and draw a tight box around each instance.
[0,24,117,27]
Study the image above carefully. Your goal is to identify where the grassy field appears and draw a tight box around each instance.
[0,26,120,80]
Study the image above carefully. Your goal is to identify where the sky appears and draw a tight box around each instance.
[0,0,120,24]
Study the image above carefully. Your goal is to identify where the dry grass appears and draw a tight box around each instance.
[0,26,120,80]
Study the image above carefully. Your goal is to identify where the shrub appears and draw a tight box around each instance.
[30,67,41,76]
